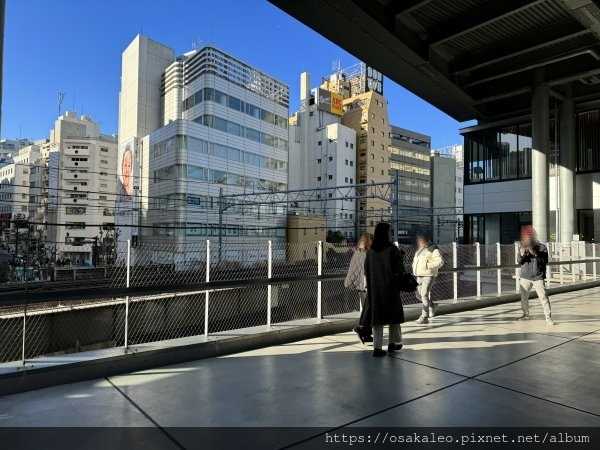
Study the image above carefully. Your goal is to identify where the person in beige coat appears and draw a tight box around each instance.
[412,233,444,324]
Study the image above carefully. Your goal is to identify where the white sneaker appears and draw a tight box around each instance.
[428,305,438,318]
[517,313,530,321]
[546,318,556,326]
[416,316,429,325]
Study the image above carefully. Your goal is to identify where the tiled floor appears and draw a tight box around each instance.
[1,287,599,448]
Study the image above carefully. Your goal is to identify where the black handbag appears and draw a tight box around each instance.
[398,273,418,292]
[390,247,418,293]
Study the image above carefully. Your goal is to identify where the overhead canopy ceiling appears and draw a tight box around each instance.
[268,0,600,122]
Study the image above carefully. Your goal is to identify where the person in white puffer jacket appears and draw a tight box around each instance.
[412,233,444,324]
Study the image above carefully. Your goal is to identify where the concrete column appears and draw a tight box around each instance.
[559,87,576,243]
[531,81,550,242]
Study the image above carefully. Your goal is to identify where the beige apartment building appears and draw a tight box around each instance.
[320,66,391,234]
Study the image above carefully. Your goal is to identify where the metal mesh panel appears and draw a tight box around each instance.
[272,242,318,279]
[4,240,600,365]
[127,293,205,344]
[322,279,357,317]
[272,281,318,322]
[0,301,126,363]
[210,243,268,282]
[0,311,23,363]
[207,287,268,333]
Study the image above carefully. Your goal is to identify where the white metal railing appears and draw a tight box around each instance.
[2,240,600,365]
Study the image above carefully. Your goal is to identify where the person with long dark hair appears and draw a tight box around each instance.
[345,232,374,343]
[364,223,405,357]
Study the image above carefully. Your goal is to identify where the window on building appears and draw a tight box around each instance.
[350,178,353,183]
[317,159,321,164]
[371,154,374,160]
[371,140,375,147]
[371,113,375,119]
[317,176,321,181]
[578,110,600,171]
[329,156,333,161]
[345,141,349,148]
[371,127,375,133]
[350,161,353,167]
[318,141,322,146]
[328,175,333,180]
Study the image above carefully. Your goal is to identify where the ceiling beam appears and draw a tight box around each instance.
[453,30,591,74]
[427,0,547,47]
[449,18,584,73]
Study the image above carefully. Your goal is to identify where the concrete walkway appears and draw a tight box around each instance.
[1,287,599,448]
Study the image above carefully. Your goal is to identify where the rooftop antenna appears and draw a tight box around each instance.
[332,58,341,75]
[192,36,204,51]
[57,92,65,117]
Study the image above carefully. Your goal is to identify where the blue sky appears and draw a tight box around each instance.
[2,0,469,148]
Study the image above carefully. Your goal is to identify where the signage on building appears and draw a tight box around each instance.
[316,89,344,116]
[365,66,383,95]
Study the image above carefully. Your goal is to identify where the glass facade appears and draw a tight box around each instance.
[465,212,532,244]
[152,135,287,171]
[193,115,288,151]
[577,110,600,172]
[465,124,534,184]
[183,87,288,130]
[153,163,286,192]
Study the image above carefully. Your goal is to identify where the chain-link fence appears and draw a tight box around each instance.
[2,240,600,365]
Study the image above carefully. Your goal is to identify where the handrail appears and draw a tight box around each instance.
[2,257,598,307]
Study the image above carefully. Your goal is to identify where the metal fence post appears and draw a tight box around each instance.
[205,240,210,338]
[267,240,272,327]
[572,242,577,283]
[317,241,323,321]
[124,239,131,350]
[593,244,597,280]
[496,242,502,295]
[452,242,458,301]
[476,242,481,297]
[515,242,520,292]
[559,244,564,284]
[583,243,588,282]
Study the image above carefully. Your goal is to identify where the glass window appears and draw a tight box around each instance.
[228,147,241,162]
[195,90,203,105]
[214,116,228,132]
[518,124,532,178]
[227,121,242,136]
[499,126,518,179]
[214,90,227,106]
[203,88,214,102]
[246,127,261,142]
[188,165,207,181]
[228,95,242,111]
[577,110,600,172]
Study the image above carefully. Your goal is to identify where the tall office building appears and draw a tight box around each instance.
[118,35,290,255]
[289,72,357,240]
[388,126,431,243]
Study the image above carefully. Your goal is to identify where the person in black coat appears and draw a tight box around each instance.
[364,222,405,357]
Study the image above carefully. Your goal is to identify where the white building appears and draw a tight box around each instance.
[118,35,289,254]
[44,112,118,265]
[0,144,41,248]
[0,138,32,160]
[288,72,357,240]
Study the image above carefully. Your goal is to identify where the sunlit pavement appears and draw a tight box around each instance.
[1,287,599,446]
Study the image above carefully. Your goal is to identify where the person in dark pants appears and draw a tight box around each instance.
[345,233,374,343]
[517,226,555,325]
[364,223,405,357]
